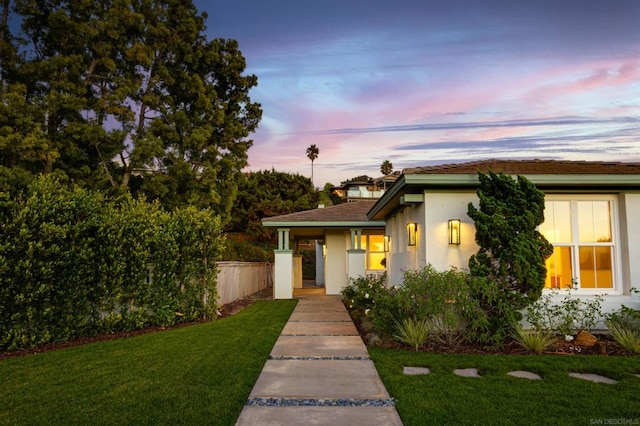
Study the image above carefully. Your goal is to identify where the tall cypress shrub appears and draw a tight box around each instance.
[467,171,553,342]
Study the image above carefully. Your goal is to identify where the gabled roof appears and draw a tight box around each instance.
[369,158,640,220]
[404,159,640,175]
[262,200,384,228]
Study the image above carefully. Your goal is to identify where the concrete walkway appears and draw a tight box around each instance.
[236,291,403,426]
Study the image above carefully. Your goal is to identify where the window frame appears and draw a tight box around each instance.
[541,194,621,295]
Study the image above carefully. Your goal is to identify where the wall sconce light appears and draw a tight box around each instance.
[383,235,390,252]
[448,219,461,245]
[406,223,417,246]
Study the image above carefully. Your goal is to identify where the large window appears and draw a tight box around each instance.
[360,235,386,271]
[539,197,616,290]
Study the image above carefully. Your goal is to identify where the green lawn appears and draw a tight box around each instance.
[0,300,296,426]
[369,349,640,425]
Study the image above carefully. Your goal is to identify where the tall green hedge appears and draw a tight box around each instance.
[0,176,223,352]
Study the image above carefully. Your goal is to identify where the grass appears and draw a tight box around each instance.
[0,300,296,425]
[369,348,640,425]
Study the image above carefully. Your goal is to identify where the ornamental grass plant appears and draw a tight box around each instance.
[393,317,431,351]
[511,325,556,354]
[606,320,640,354]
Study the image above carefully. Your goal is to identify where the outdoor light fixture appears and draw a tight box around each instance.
[384,235,390,252]
[407,223,417,246]
[448,219,461,245]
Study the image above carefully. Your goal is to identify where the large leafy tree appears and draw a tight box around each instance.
[228,169,319,241]
[468,171,553,304]
[0,0,261,222]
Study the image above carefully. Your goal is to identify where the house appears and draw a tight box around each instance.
[331,176,387,202]
[263,159,640,314]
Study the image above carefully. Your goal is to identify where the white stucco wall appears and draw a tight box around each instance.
[387,203,425,285]
[424,191,479,272]
[324,230,348,295]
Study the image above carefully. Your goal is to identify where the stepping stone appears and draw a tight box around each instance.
[403,367,430,375]
[507,371,542,380]
[454,368,481,378]
[569,373,618,384]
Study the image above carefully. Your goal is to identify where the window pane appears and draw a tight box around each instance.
[545,246,573,289]
[369,235,385,252]
[579,246,613,289]
[368,252,386,270]
[578,201,612,243]
[540,201,572,243]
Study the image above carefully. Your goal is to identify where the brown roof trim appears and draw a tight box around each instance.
[263,200,379,224]
[403,159,640,175]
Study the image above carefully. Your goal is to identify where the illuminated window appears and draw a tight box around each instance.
[540,197,615,290]
[360,234,386,271]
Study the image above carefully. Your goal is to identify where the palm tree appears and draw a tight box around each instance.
[380,160,393,176]
[306,144,319,185]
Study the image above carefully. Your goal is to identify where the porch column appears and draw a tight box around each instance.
[347,228,366,280]
[274,228,293,299]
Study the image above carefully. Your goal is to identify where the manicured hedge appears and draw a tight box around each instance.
[0,176,223,351]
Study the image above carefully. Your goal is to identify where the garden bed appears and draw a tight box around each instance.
[346,306,635,356]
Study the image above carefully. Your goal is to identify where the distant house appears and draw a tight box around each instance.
[331,172,400,202]
[263,159,640,315]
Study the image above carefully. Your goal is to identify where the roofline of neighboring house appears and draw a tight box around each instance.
[368,173,640,221]
[262,220,385,228]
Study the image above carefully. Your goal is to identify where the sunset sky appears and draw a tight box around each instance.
[199,0,640,186]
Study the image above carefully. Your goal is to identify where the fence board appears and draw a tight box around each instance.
[216,262,273,305]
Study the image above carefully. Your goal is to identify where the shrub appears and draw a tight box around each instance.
[464,275,521,345]
[341,274,387,311]
[0,177,224,352]
[367,265,479,345]
[221,237,273,262]
[526,288,603,335]
[511,325,556,354]
[466,172,553,343]
[393,317,431,351]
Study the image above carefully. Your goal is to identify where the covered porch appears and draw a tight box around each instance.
[262,201,386,299]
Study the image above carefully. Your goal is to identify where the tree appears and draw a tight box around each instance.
[380,160,393,176]
[306,144,319,186]
[467,171,553,340]
[1,0,261,223]
[227,169,319,241]
[340,175,372,185]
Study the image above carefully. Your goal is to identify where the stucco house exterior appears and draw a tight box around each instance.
[263,159,640,314]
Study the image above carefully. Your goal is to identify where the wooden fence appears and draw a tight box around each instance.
[216,261,273,305]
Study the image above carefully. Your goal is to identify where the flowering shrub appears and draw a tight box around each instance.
[526,288,604,335]
[341,274,387,311]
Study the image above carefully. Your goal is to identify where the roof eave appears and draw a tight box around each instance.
[367,173,640,220]
[262,220,386,228]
